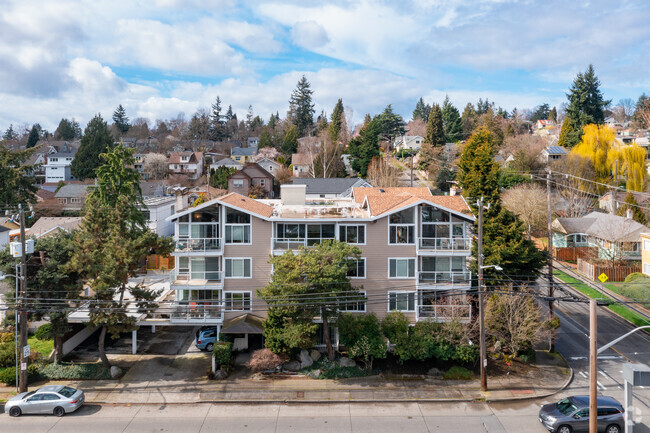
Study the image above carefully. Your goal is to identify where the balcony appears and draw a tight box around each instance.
[171,269,223,287]
[418,304,472,322]
[417,271,472,287]
[272,237,335,251]
[175,238,222,253]
[170,302,224,324]
[419,237,471,252]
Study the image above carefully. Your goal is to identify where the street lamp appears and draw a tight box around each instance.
[0,270,21,392]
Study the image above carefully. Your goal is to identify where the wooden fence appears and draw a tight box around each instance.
[577,258,641,282]
[146,255,175,270]
[553,247,597,262]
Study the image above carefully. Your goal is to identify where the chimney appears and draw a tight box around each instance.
[175,189,187,212]
[281,184,307,206]
[627,208,634,219]
[449,185,459,196]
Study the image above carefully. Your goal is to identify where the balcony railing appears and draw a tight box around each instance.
[170,302,224,323]
[171,270,222,285]
[418,304,472,322]
[419,237,471,251]
[418,271,472,286]
[272,237,336,250]
[175,238,221,252]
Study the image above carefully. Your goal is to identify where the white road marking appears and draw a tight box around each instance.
[599,371,608,378]
[579,371,588,378]
[597,381,607,390]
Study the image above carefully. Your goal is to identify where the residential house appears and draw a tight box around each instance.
[254,158,281,177]
[598,191,650,216]
[0,217,19,231]
[25,145,49,184]
[540,146,568,163]
[115,137,137,147]
[247,137,259,148]
[169,151,204,180]
[292,153,313,177]
[12,217,82,240]
[291,178,372,199]
[140,180,167,199]
[133,153,147,176]
[535,120,556,130]
[44,142,77,183]
[642,233,650,276]
[54,184,91,212]
[227,163,275,198]
[552,211,648,261]
[394,136,425,152]
[210,157,243,172]
[141,196,176,237]
[230,147,257,164]
[164,186,475,347]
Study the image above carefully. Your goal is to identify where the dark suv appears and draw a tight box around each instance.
[539,395,623,433]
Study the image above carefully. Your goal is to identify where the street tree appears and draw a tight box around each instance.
[288,75,315,137]
[112,105,130,134]
[441,96,463,143]
[0,147,38,206]
[69,144,173,368]
[71,114,114,180]
[258,240,362,360]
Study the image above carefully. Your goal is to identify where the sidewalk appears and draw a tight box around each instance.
[0,351,573,404]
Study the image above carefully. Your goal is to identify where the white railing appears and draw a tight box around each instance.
[418,271,472,286]
[171,269,222,284]
[418,304,472,322]
[175,238,221,252]
[272,237,336,250]
[419,237,471,251]
[170,303,224,323]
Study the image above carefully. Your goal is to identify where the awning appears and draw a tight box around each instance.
[221,314,265,334]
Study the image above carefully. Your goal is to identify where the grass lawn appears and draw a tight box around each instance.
[554,270,650,328]
[28,337,53,357]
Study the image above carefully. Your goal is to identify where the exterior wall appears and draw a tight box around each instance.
[45,164,73,183]
[147,203,175,236]
[56,195,86,211]
[642,234,650,276]
[0,231,9,248]
[228,176,251,196]
[293,164,309,177]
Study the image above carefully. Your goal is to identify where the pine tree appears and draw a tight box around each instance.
[54,119,75,140]
[282,125,298,155]
[3,124,16,141]
[348,117,381,177]
[461,103,477,136]
[377,104,405,145]
[71,114,114,180]
[26,124,40,148]
[412,97,431,121]
[548,107,557,122]
[209,96,226,141]
[258,127,273,149]
[617,192,647,225]
[288,75,315,136]
[329,98,344,143]
[441,96,463,143]
[0,146,38,205]
[457,127,500,205]
[529,103,550,123]
[112,104,130,134]
[425,104,445,147]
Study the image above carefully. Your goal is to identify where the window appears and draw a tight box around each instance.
[58,198,67,204]
[644,239,650,251]
[225,209,251,244]
[224,292,251,311]
[70,197,81,204]
[277,223,305,239]
[233,179,244,187]
[339,291,366,312]
[346,258,366,278]
[307,224,335,245]
[389,258,416,278]
[339,225,365,244]
[225,258,252,278]
[644,263,650,275]
[41,394,60,401]
[49,158,58,162]
[389,208,415,244]
[260,179,266,187]
[388,292,416,311]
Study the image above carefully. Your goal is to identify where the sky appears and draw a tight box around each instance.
[1,0,649,133]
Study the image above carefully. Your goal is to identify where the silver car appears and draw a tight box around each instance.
[5,385,85,417]
[539,395,623,433]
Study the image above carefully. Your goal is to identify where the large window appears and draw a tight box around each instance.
[225,258,252,278]
[225,208,251,244]
[339,291,366,312]
[389,208,415,244]
[389,258,416,278]
[277,223,305,239]
[224,292,251,311]
[307,224,335,245]
[420,257,466,282]
[346,258,366,279]
[177,257,221,281]
[388,292,416,312]
[339,225,365,244]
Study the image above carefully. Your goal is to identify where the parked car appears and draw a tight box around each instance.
[6,385,85,417]
[539,395,623,433]
[194,326,218,352]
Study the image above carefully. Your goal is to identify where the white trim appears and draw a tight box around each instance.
[347,257,366,279]
[223,291,252,311]
[388,257,416,279]
[387,291,417,312]
[387,207,416,245]
[339,290,366,312]
[224,257,253,279]
[338,224,367,245]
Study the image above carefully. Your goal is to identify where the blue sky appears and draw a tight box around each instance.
[1,0,649,132]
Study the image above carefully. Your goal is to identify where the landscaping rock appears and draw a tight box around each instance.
[337,357,356,368]
[299,350,313,369]
[110,366,123,379]
[427,368,443,378]
[213,369,228,380]
[310,349,322,362]
[283,360,301,371]
[309,369,321,378]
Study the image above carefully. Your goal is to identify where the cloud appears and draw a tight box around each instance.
[291,21,330,49]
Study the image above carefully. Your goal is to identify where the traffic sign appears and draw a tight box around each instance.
[598,273,609,283]
[23,345,30,358]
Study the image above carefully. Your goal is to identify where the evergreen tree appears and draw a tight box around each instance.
[55,118,76,140]
[617,192,647,225]
[558,116,578,148]
[529,103,551,123]
[442,96,463,143]
[258,127,273,149]
[0,147,38,205]
[71,114,114,180]
[461,103,477,135]
[457,128,500,205]
[412,97,431,121]
[112,104,130,134]
[26,124,40,148]
[3,124,17,141]
[188,110,210,141]
[348,117,381,177]
[548,107,557,122]
[282,125,298,155]
[288,75,315,136]
[72,119,82,139]
[268,114,276,131]
[329,98,344,143]
[377,104,405,145]
[425,103,445,147]
[476,98,491,115]
[209,96,226,141]
[209,166,237,189]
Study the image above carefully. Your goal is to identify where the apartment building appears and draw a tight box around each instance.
[166,185,475,340]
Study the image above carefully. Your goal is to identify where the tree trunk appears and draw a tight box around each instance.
[98,326,111,368]
[322,311,335,361]
[54,334,63,364]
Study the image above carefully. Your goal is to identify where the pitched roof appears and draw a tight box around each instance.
[169,152,202,164]
[292,178,371,195]
[292,153,314,166]
[231,147,257,156]
[35,188,56,200]
[554,211,648,242]
[54,184,91,198]
[139,180,167,198]
[352,187,473,218]
[241,163,273,179]
[218,193,274,218]
[27,217,82,238]
[545,146,568,155]
[0,225,9,234]
[211,157,243,167]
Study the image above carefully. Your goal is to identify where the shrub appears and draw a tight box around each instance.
[624,272,646,283]
[0,332,14,343]
[0,342,15,368]
[34,323,53,341]
[0,364,42,386]
[213,341,233,368]
[245,348,289,372]
[443,366,474,380]
[518,347,537,364]
[338,313,386,369]
[38,362,112,380]
[380,312,411,362]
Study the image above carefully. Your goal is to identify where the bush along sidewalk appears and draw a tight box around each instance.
[210,341,233,380]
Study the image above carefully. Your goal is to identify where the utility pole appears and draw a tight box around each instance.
[410,153,414,187]
[18,204,28,393]
[547,171,555,351]
[589,299,597,433]
[477,197,487,391]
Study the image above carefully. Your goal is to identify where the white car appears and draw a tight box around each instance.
[6,385,85,417]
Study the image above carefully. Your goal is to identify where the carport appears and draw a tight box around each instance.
[220,314,264,351]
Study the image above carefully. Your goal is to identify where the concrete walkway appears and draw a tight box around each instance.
[0,351,572,404]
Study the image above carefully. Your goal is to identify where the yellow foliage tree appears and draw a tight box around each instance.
[570,124,646,191]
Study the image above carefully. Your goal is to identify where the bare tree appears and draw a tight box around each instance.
[405,118,426,137]
[551,154,597,217]
[366,156,400,187]
[618,98,635,120]
[502,183,548,237]
[275,165,293,184]
[143,153,170,180]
